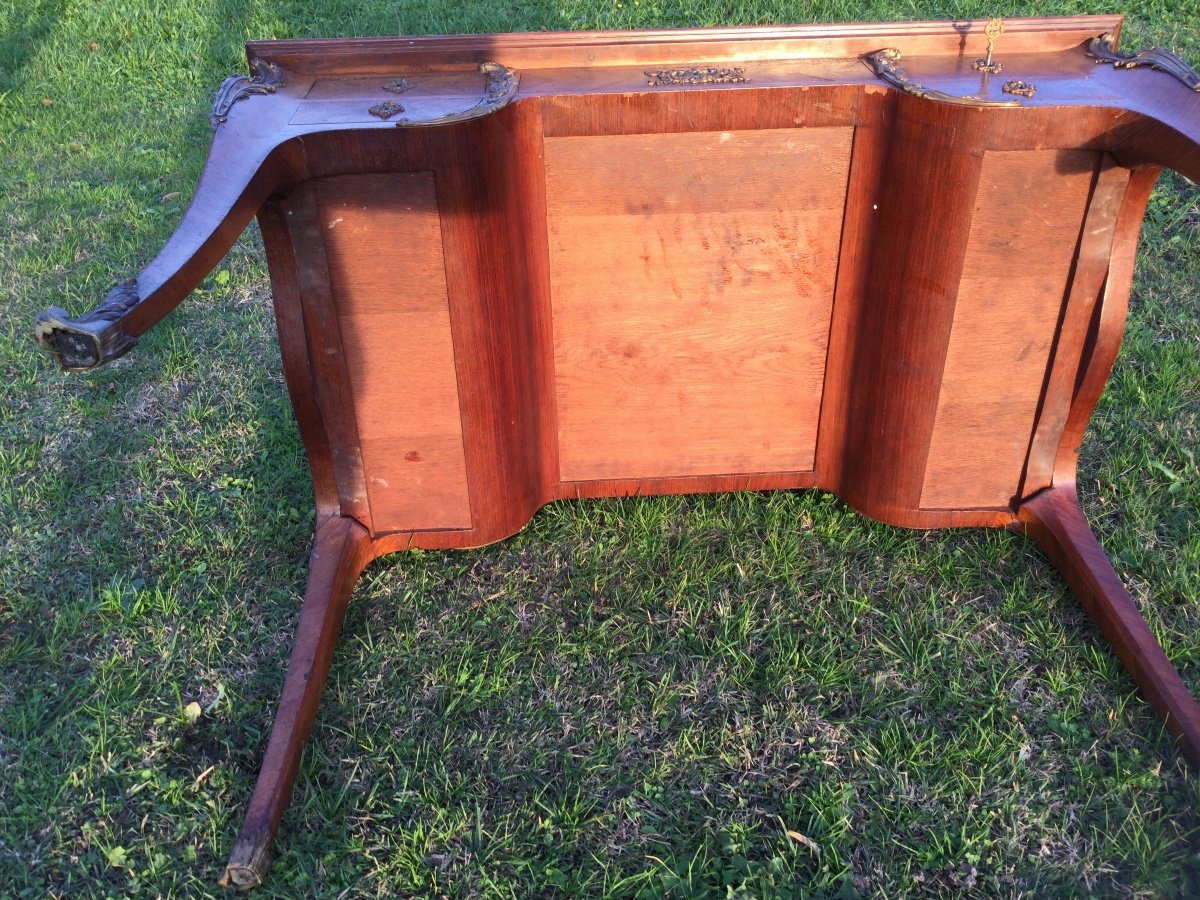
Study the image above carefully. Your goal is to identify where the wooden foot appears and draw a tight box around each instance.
[220,516,374,890]
[1015,484,1200,765]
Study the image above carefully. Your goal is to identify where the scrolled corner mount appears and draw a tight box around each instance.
[386,61,519,127]
[34,279,140,372]
[864,47,1020,108]
[1088,32,1200,92]
[210,58,287,129]
[476,61,520,114]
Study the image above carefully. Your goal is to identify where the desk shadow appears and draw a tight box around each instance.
[0,0,66,92]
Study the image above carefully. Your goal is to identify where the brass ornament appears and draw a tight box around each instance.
[34,279,140,371]
[368,100,405,119]
[383,78,413,94]
[644,67,748,86]
[388,61,520,127]
[865,48,1020,108]
[1002,80,1037,98]
[210,58,286,129]
[973,18,1005,74]
[1088,32,1200,92]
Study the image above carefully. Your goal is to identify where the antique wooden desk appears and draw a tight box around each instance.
[34,15,1200,889]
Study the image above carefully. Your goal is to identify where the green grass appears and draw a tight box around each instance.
[1,0,1198,896]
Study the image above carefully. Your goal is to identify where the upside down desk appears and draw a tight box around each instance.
[33,15,1200,889]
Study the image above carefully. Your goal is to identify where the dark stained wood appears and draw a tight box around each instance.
[833,97,988,526]
[256,201,341,520]
[219,515,373,890]
[1015,486,1200,765]
[124,131,309,338]
[32,16,1200,890]
[497,99,562,497]
[433,111,555,547]
[38,16,1200,373]
[1050,165,1162,484]
[814,98,892,491]
[246,17,1125,75]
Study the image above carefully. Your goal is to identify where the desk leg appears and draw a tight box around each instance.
[220,516,374,890]
[1015,485,1200,765]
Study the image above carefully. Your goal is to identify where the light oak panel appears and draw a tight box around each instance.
[920,149,1097,509]
[546,128,852,481]
[315,173,472,530]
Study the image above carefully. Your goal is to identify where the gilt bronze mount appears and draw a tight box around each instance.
[210,58,285,128]
[865,47,1020,107]
[644,66,749,86]
[1088,31,1200,91]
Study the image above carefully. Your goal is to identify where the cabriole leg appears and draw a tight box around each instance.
[220,516,374,890]
[1015,485,1200,764]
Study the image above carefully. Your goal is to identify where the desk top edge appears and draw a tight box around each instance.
[246,15,1126,73]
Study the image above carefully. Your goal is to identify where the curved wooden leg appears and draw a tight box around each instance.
[1015,484,1200,765]
[220,516,374,890]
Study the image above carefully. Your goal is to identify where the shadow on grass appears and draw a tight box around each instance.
[0,0,66,92]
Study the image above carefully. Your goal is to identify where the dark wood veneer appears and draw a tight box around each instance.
[32,16,1200,890]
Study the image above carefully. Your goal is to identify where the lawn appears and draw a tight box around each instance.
[1,0,1198,896]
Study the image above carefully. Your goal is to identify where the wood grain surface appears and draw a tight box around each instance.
[547,128,850,481]
[315,173,472,531]
[919,149,1097,509]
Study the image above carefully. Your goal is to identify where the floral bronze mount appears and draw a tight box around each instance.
[1003,80,1037,98]
[644,66,749,86]
[368,100,405,120]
